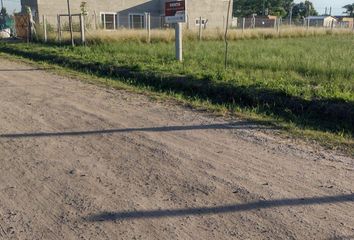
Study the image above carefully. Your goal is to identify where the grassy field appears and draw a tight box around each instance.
[40,27,354,43]
[0,34,353,149]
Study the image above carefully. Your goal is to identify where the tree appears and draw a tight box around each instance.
[233,0,319,18]
[291,1,318,20]
[80,1,88,16]
[0,7,8,29]
[233,0,298,18]
[343,3,354,17]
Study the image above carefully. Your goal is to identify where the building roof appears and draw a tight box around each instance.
[306,16,336,20]
[334,16,354,21]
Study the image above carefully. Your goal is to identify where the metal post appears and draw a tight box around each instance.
[175,23,182,62]
[80,13,85,44]
[43,15,47,43]
[67,0,75,47]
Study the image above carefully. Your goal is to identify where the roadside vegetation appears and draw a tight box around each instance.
[40,27,354,43]
[0,34,353,153]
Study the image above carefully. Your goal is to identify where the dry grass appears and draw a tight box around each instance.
[40,26,354,44]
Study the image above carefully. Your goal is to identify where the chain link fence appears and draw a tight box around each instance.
[12,11,354,43]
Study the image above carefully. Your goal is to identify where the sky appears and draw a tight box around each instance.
[294,0,353,15]
[1,0,353,15]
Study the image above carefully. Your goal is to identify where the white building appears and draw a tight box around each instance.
[306,16,337,28]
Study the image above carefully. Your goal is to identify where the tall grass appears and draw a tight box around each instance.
[1,34,353,136]
[38,26,354,44]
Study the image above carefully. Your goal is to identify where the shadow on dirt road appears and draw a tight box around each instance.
[85,194,354,222]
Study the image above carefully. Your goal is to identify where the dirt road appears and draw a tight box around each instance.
[0,58,353,240]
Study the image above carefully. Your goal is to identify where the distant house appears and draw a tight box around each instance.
[255,15,278,28]
[235,15,278,29]
[20,0,233,29]
[305,16,337,28]
[334,16,354,28]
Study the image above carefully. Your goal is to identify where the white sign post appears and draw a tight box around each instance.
[165,0,186,62]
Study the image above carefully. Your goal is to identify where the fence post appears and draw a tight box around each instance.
[175,22,183,62]
[27,15,30,44]
[303,17,306,28]
[117,13,120,29]
[57,14,62,43]
[94,11,97,30]
[198,16,202,41]
[43,15,47,43]
[331,19,334,31]
[80,13,85,44]
[103,14,106,30]
[67,0,75,47]
[307,18,310,30]
[145,12,151,43]
[242,17,245,32]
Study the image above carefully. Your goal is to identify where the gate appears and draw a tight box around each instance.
[14,14,30,39]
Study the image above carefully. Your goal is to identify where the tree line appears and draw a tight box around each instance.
[233,0,354,18]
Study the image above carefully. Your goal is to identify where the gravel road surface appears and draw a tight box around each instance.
[0,58,353,240]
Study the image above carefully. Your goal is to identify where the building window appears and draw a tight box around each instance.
[195,18,207,27]
[129,14,145,29]
[101,12,117,30]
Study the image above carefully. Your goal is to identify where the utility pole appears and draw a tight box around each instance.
[67,0,74,47]
[0,0,3,10]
